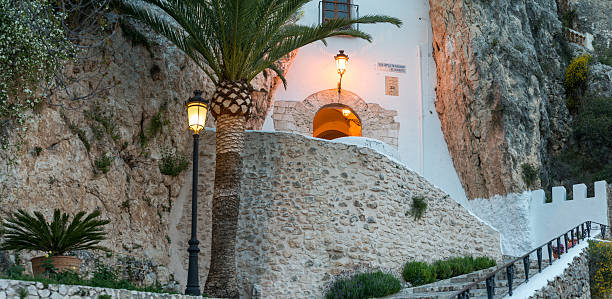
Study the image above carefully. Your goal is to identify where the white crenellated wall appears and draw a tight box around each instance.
[465,181,608,257]
[529,181,608,250]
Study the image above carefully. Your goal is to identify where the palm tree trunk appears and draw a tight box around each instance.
[204,113,246,298]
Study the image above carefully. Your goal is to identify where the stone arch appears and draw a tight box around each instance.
[313,103,362,140]
[272,89,400,148]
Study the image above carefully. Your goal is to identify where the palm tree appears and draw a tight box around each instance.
[117,0,401,297]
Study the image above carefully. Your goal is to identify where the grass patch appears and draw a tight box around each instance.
[325,271,401,299]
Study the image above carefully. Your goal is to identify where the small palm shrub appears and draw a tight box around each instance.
[402,261,435,286]
[325,271,401,299]
[1,209,110,255]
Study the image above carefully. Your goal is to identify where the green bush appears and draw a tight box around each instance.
[325,271,401,299]
[447,256,474,276]
[403,256,496,285]
[431,260,452,280]
[402,261,435,286]
[565,54,592,110]
[159,148,189,177]
[588,240,612,298]
[474,256,497,270]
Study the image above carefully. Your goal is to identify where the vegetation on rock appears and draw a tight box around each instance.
[551,96,612,186]
[325,271,401,299]
[0,0,72,151]
[588,240,612,298]
[0,209,109,255]
[159,147,189,177]
[565,54,592,110]
[521,163,539,188]
[95,154,112,174]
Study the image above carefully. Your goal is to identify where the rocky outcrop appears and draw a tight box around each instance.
[0,24,293,286]
[429,0,572,199]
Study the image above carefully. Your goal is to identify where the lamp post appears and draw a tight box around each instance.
[184,90,209,296]
[335,50,348,93]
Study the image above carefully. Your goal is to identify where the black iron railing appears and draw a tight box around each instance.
[448,221,608,299]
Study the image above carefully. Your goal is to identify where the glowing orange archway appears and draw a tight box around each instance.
[313,104,362,140]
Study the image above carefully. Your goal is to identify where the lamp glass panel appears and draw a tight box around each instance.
[336,56,347,74]
[187,103,208,133]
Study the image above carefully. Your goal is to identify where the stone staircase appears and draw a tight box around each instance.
[385,258,551,299]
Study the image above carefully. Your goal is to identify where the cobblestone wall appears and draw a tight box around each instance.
[0,278,209,299]
[272,89,400,148]
[169,131,502,298]
[529,247,590,299]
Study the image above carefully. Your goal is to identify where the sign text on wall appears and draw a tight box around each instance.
[377,62,406,74]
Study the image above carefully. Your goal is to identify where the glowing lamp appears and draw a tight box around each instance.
[341,108,351,117]
[335,50,348,75]
[185,90,209,134]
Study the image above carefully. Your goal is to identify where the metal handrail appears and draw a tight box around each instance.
[448,220,608,299]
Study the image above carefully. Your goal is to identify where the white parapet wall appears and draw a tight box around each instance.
[465,181,608,257]
[529,181,609,250]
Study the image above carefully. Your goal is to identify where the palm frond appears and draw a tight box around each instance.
[1,209,110,255]
[118,0,402,90]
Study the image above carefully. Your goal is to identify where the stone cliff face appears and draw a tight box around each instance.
[0,25,292,285]
[429,0,572,199]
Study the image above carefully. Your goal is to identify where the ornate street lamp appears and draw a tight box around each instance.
[335,50,349,93]
[184,90,209,296]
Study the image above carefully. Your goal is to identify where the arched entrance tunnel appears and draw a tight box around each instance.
[313,104,362,140]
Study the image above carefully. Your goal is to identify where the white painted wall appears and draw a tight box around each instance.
[466,181,608,257]
[529,181,609,252]
[261,0,469,205]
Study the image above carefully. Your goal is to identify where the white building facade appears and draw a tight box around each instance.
[261,0,469,204]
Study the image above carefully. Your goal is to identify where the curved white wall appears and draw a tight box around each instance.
[262,0,469,205]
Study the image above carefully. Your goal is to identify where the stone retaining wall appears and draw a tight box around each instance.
[0,278,206,299]
[169,131,502,298]
[529,247,590,298]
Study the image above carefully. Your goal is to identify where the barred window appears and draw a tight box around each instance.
[322,0,351,22]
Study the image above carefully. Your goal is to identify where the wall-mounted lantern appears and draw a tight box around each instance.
[335,50,349,93]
